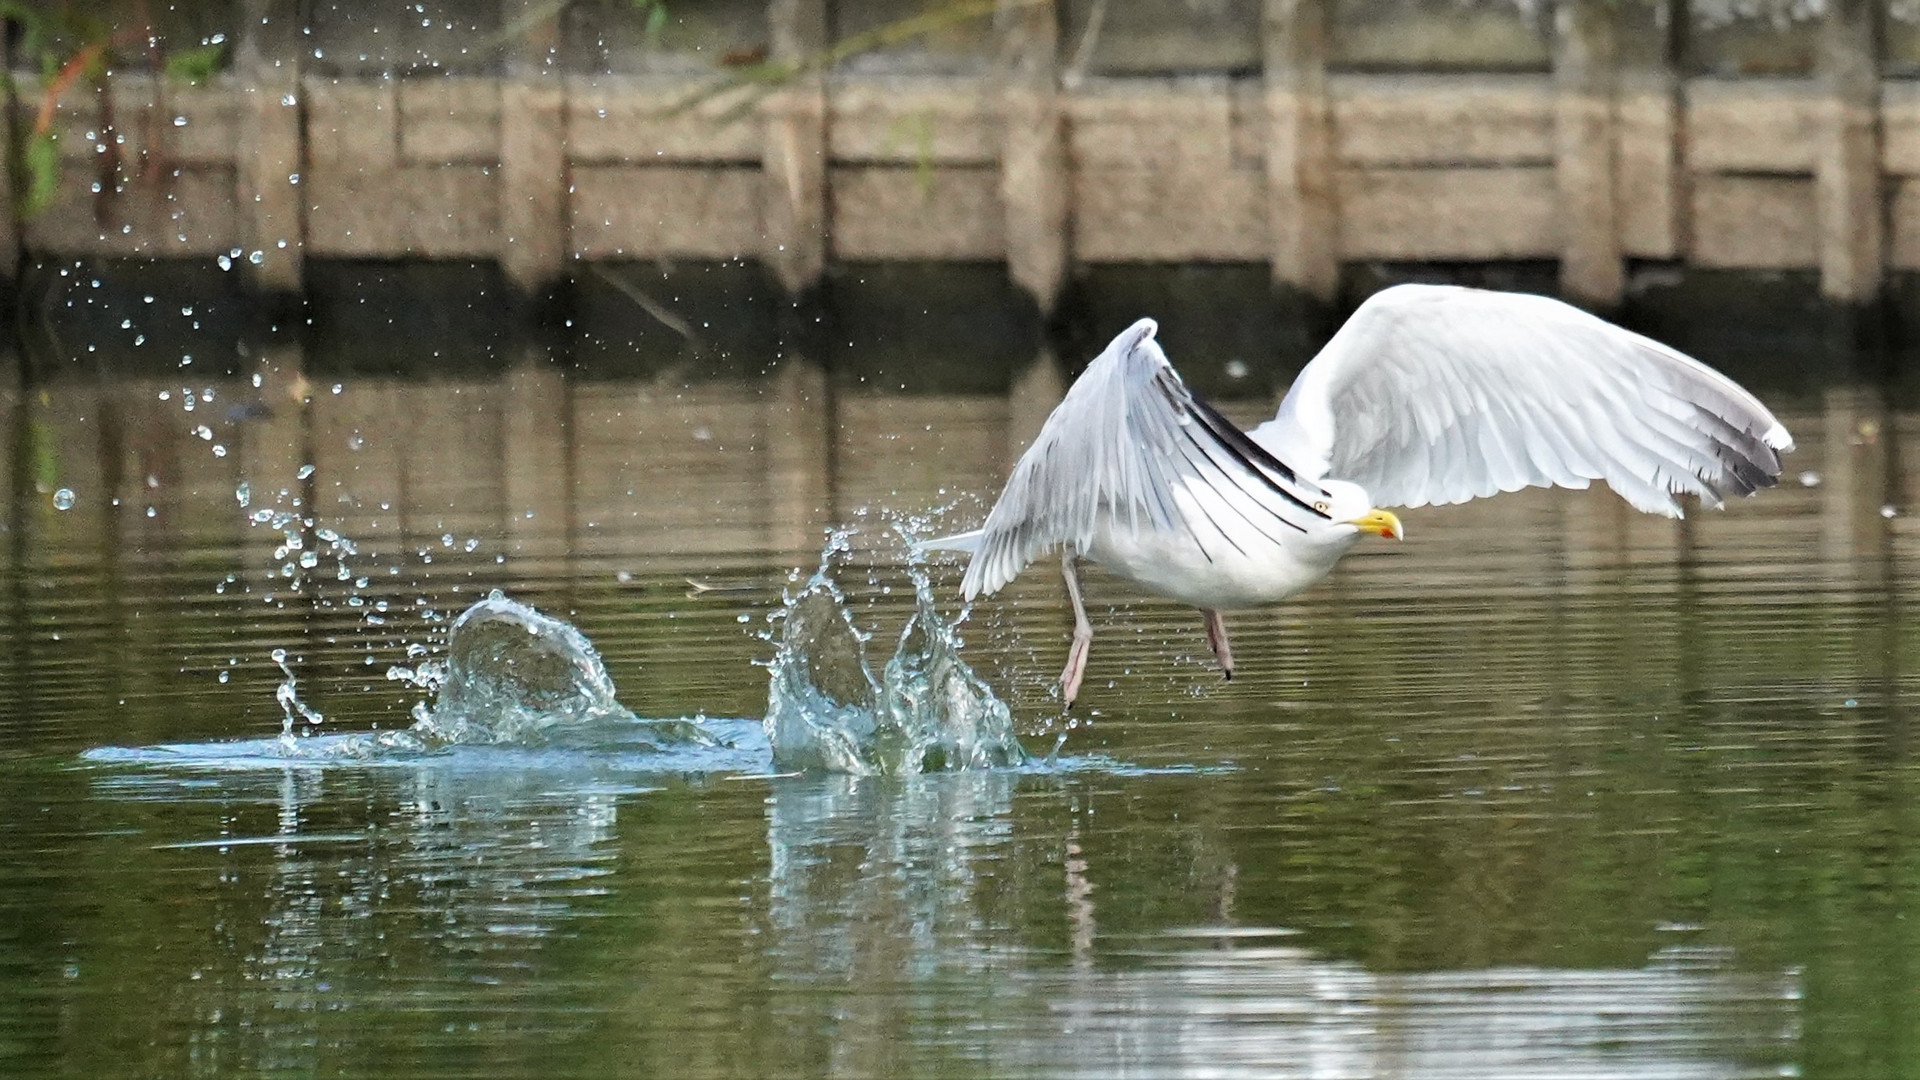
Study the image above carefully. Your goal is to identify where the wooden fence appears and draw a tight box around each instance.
[3,1,1916,311]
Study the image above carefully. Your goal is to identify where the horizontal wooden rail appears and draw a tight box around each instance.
[4,0,1907,310]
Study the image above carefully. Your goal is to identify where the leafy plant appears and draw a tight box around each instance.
[635,0,669,48]
[0,4,227,220]
[671,0,1024,123]
[163,42,226,87]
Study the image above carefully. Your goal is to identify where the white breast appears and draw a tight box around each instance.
[1086,482,1357,610]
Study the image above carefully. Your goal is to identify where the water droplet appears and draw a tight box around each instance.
[297,464,315,480]
[235,482,251,508]
[249,251,265,265]
[217,671,230,683]
[51,489,75,511]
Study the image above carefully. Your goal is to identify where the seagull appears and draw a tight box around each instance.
[921,284,1794,707]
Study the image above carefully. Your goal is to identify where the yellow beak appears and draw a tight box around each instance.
[1347,509,1404,540]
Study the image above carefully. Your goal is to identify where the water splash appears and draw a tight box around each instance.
[272,647,325,753]
[90,568,1166,778]
[401,591,710,751]
[764,531,1025,775]
[212,591,719,765]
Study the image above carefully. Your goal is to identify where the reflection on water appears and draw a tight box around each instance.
[79,760,637,1075]
[0,320,1911,1077]
[1008,943,1798,1079]
[766,774,1798,1079]
[62,762,1800,1079]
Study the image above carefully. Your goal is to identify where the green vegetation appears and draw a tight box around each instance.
[0,4,226,220]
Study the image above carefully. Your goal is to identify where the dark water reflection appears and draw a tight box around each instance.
[0,329,1910,1076]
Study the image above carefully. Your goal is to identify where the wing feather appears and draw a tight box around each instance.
[1250,285,1793,517]
[961,319,1331,599]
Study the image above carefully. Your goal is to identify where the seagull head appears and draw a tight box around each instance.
[1319,479,1404,542]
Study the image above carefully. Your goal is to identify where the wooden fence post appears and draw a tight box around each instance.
[236,0,305,295]
[499,0,570,299]
[1264,0,1338,305]
[1555,0,1624,307]
[1613,1,1679,269]
[1002,0,1069,315]
[764,0,829,297]
[1816,0,1883,307]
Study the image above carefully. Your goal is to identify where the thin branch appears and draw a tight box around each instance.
[1063,0,1106,89]
[666,0,1045,125]
[588,264,701,351]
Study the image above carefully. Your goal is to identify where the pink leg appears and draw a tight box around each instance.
[1060,551,1093,708]
[1202,608,1233,681]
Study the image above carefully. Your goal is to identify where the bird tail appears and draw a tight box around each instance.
[912,529,983,555]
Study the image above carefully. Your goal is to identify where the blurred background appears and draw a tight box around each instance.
[4,6,1920,1080]
[3,0,1916,390]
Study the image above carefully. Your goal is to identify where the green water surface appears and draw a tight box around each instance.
[0,336,1908,1077]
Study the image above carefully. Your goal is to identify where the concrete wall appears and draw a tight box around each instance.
[7,1,1920,309]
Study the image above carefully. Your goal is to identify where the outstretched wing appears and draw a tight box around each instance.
[1250,285,1794,516]
[963,318,1331,599]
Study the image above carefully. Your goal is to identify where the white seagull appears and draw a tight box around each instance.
[922,284,1794,707]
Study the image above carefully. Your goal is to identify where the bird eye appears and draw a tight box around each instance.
[1313,500,1329,513]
